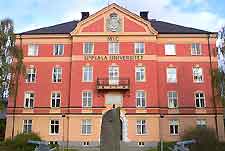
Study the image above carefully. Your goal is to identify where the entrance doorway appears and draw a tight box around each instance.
[120,119,123,141]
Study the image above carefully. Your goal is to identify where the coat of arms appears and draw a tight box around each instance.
[106,13,122,32]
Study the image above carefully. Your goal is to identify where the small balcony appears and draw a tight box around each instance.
[96,78,130,90]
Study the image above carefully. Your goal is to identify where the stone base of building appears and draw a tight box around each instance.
[58,141,158,151]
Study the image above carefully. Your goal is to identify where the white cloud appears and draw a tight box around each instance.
[3,0,224,32]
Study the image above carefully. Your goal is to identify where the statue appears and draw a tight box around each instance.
[100,107,120,151]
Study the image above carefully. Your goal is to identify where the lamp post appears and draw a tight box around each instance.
[62,114,66,151]
[160,114,164,151]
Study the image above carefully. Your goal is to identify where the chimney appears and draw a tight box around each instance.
[140,11,149,20]
[81,12,89,20]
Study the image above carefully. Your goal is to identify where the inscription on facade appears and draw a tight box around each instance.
[84,55,143,61]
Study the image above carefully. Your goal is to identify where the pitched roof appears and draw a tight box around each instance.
[20,20,79,35]
[150,20,209,34]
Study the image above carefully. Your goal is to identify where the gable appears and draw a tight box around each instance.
[71,3,157,35]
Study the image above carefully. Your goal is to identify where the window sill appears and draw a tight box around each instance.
[193,81,204,83]
[170,134,179,136]
[49,133,60,136]
[136,134,148,136]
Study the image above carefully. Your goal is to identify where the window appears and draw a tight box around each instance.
[51,92,61,108]
[82,91,92,107]
[169,120,179,135]
[82,142,90,146]
[138,142,145,147]
[28,44,38,56]
[109,42,119,54]
[26,67,36,83]
[82,66,93,82]
[193,67,203,83]
[136,91,146,108]
[109,66,119,85]
[135,42,145,54]
[24,92,34,108]
[195,92,205,108]
[168,91,178,108]
[196,119,207,128]
[165,44,176,55]
[52,67,62,83]
[23,120,32,133]
[83,42,94,54]
[50,120,59,135]
[136,120,146,135]
[167,68,177,83]
[191,43,201,55]
[81,119,92,135]
[53,44,64,56]
[136,66,145,82]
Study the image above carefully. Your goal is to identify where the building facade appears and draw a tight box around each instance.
[5,3,225,148]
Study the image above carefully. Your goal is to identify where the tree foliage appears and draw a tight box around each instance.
[0,19,24,111]
[211,68,225,106]
[0,133,41,151]
[181,128,222,151]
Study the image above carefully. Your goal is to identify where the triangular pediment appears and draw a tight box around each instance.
[71,3,158,35]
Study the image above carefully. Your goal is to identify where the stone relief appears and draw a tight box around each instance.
[106,13,122,32]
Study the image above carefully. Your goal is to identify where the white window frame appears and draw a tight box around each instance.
[83,42,94,55]
[169,120,179,135]
[195,92,206,108]
[81,119,92,135]
[109,42,119,54]
[167,67,177,83]
[52,66,62,83]
[23,119,32,133]
[196,119,207,128]
[136,120,147,135]
[193,67,204,83]
[191,43,202,56]
[82,66,93,82]
[28,44,38,56]
[165,44,176,56]
[24,92,34,109]
[51,92,61,108]
[26,66,36,83]
[168,91,178,108]
[82,91,92,108]
[49,120,60,135]
[135,66,145,82]
[134,42,145,54]
[136,90,146,108]
[108,65,119,85]
[53,44,64,56]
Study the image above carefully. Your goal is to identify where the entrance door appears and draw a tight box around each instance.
[120,119,123,141]
[109,66,119,85]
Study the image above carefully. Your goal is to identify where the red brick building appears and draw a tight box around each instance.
[5,3,224,149]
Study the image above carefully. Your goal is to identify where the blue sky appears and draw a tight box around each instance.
[0,0,224,33]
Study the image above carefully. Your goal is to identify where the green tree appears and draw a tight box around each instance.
[0,19,24,137]
[212,68,225,105]
[182,128,221,151]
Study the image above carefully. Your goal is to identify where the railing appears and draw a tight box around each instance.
[96,78,130,90]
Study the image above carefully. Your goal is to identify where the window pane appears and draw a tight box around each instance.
[165,44,176,55]
[167,68,177,83]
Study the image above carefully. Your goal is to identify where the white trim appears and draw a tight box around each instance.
[82,90,93,108]
[49,119,60,135]
[134,42,145,54]
[53,44,64,56]
[194,91,206,108]
[50,91,61,108]
[83,42,94,55]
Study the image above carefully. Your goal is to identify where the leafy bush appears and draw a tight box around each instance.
[181,127,220,151]
[0,133,41,151]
